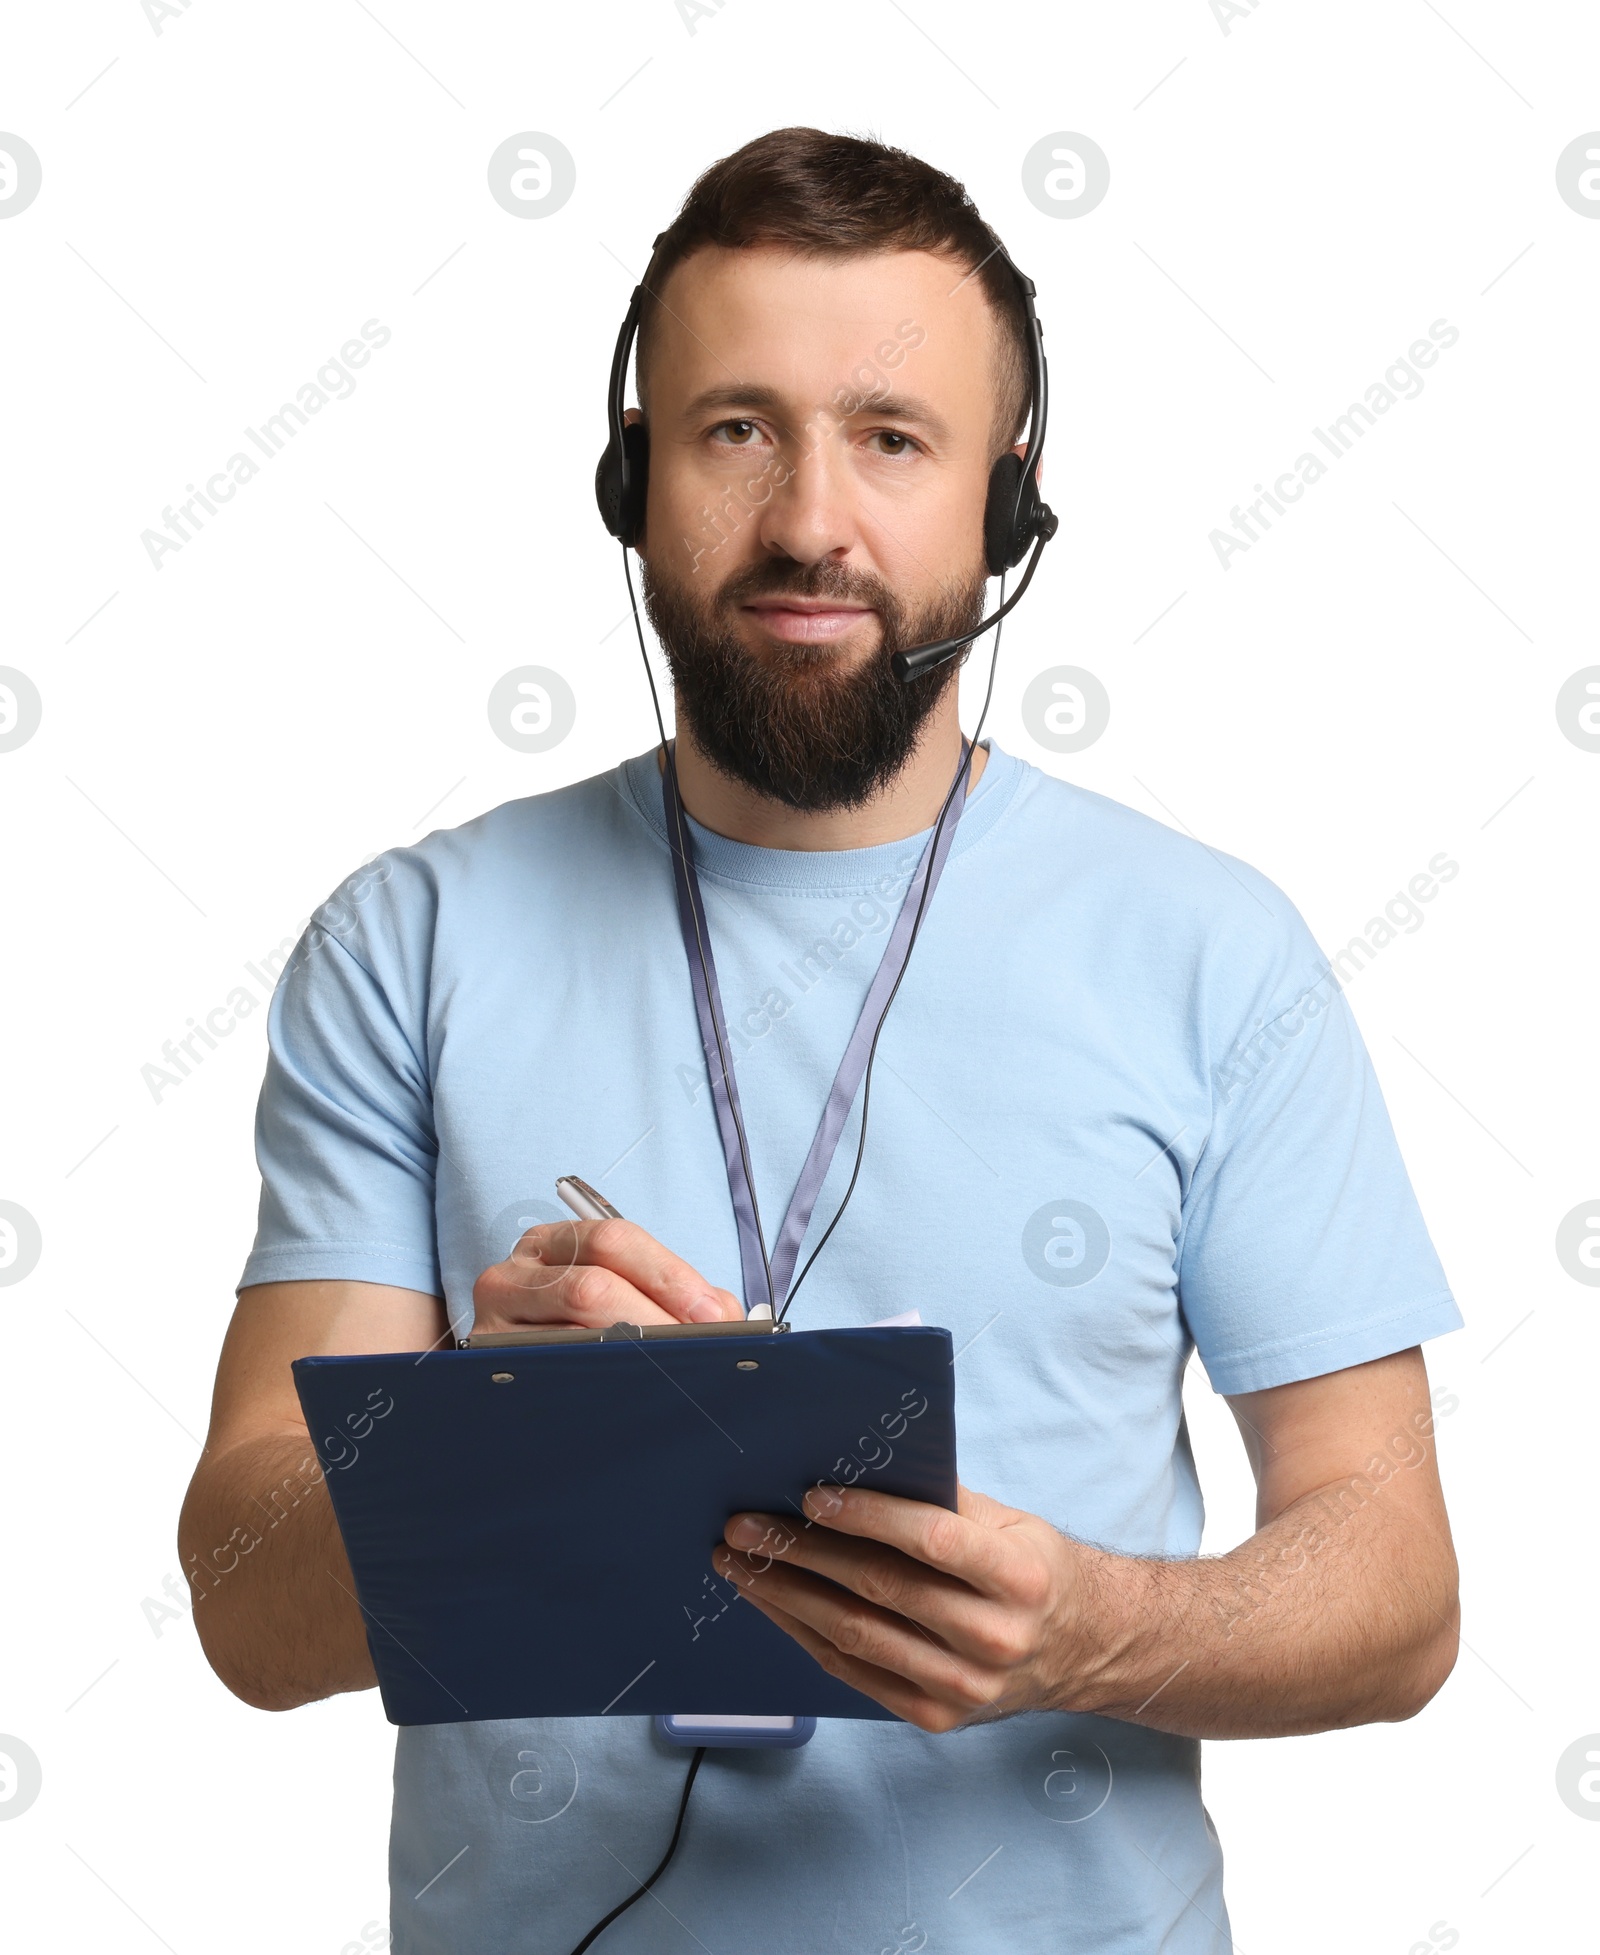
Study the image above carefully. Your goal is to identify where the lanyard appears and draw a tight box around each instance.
[661,741,973,1317]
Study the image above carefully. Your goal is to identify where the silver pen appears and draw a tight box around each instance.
[555,1174,623,1222]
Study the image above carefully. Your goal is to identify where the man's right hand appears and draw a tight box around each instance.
[470,1218,745,1334]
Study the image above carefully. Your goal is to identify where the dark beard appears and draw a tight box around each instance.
[639,553,988,813]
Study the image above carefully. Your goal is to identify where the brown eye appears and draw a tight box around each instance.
[720,420,757,445]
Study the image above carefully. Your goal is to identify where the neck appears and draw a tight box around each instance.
[663,695,987,850]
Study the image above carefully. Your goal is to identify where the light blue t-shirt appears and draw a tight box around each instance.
[240,740,1461,1954]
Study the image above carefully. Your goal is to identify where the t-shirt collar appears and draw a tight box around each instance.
[618,738,1022,894]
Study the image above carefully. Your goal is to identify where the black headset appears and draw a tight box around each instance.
[594,227,1057,683]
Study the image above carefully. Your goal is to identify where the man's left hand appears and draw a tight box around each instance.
[713,1483,1113,1732]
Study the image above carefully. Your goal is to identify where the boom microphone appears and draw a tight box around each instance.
[890,519,1057,685]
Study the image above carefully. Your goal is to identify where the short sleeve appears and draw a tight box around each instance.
[1176,902,1462,1397]
[237,875,441,1299]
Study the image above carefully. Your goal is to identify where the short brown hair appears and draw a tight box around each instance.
[636,127,1030,459]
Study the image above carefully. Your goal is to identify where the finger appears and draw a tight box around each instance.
[734,1587,962,1732]
[723,1513,977,1629]
[715,1549,1000,1720]
[719,1525,1013,1671]
[471,1239,679,1331]
[781,1486,1023,1600]
[515,1218,742,1324]
[472,1218,741,1331]
[955,1482,1022,1528]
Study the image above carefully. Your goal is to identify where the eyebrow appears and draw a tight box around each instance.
[679,382,954,446]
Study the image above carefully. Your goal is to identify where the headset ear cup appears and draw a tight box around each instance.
[618,419,650,548]
[594,420,652,545]
[594,443,623,537]
[983,451,1032,575]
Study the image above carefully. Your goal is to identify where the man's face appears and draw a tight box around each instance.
[635,245,1010,811]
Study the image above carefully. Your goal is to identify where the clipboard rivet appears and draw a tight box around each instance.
[735,1360,759,1371]
[490,1371,516,1384]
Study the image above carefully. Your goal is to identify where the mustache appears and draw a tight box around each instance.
[716,558,894,612]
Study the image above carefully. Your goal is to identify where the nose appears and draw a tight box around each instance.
[754,436,858,567]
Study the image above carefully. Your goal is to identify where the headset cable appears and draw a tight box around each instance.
[564,1745,705,1955]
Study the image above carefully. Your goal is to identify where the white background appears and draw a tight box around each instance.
[2,1,1597,1949]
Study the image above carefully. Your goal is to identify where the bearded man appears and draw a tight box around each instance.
[181,127,1461,1954]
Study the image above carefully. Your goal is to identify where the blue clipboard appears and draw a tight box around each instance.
[292,1325,958,1726]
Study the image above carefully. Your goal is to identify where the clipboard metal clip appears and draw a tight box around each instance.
[459,1318,789,1350]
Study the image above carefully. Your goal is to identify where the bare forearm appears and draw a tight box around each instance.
[178,1427,375,1712]
[1062,1482,1460,1739]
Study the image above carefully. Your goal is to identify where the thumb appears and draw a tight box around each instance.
[956,1481,1025,1529]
